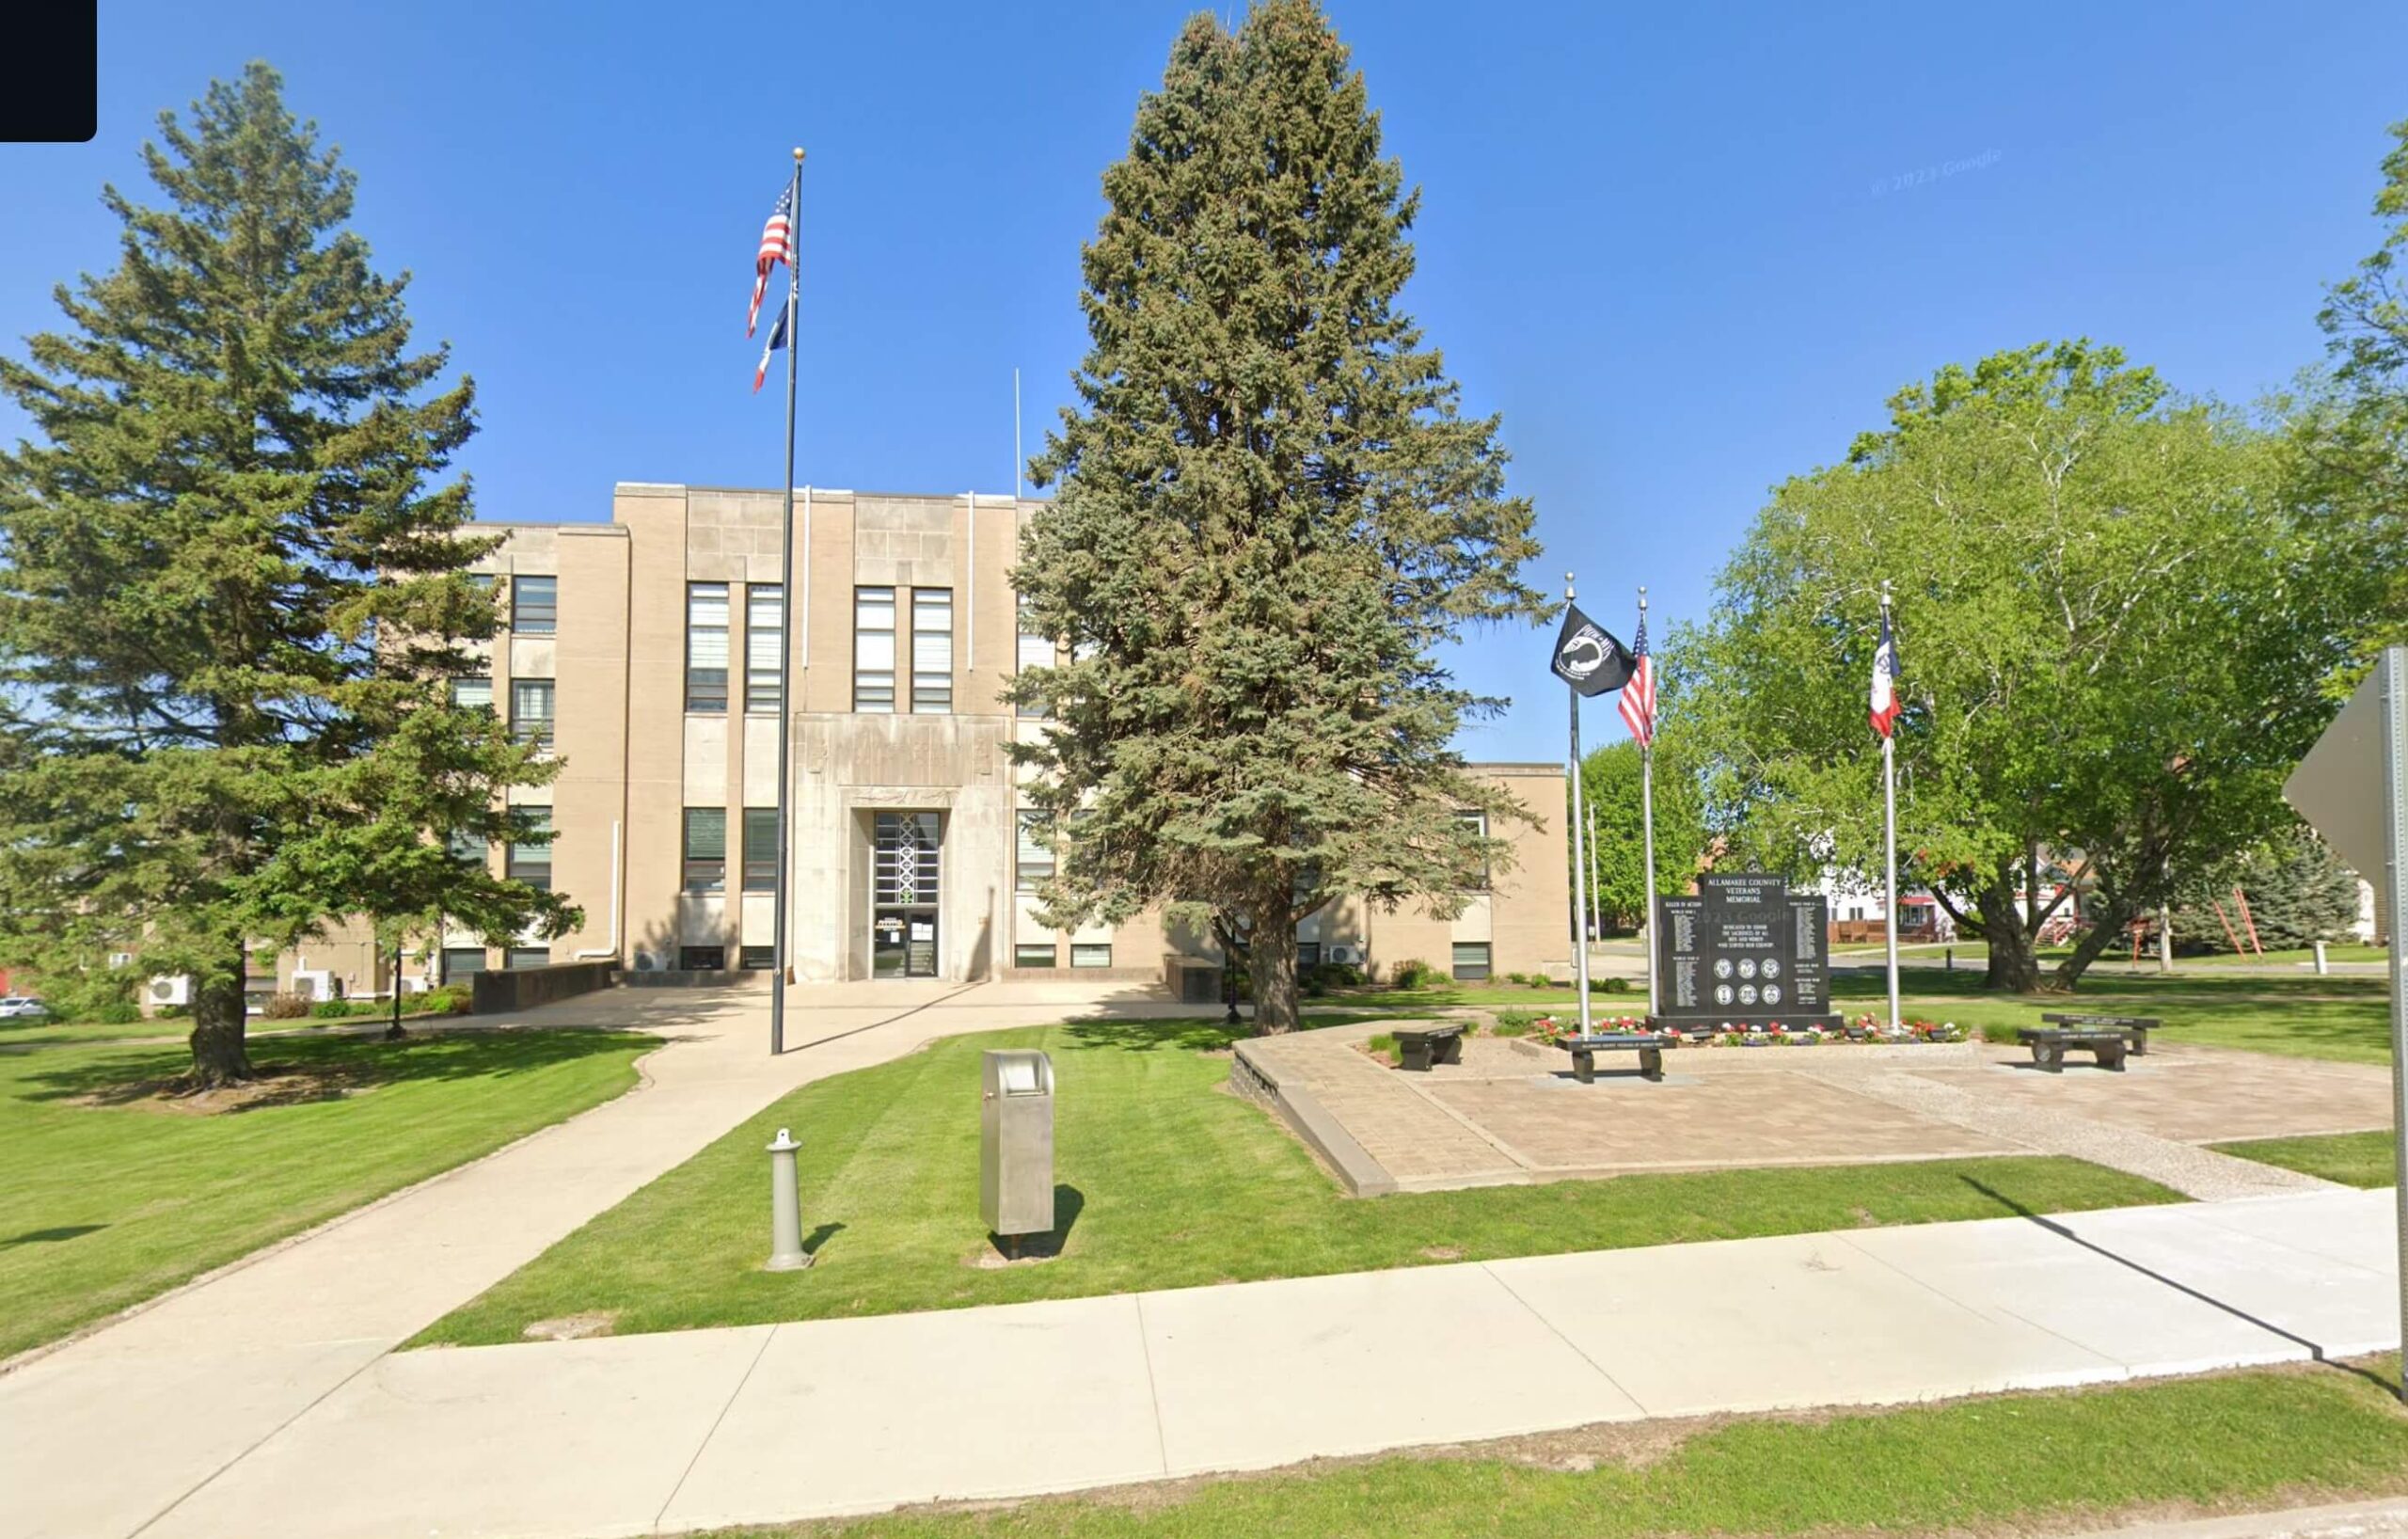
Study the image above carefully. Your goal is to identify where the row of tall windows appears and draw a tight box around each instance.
[682,806,784,893]
[684,582,786,713]
[451,675,553,751]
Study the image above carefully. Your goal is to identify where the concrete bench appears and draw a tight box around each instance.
[2017,1026,2131,1073]
[1392,1025,1465,1072]
[1554,1032,1671,1084]
[2040,1012,2161,1055]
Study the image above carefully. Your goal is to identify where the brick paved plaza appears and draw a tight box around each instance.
[1237,1022,2395,1199]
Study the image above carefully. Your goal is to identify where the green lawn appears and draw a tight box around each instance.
[418,1018,2174,1348]
[1314,973,2392,1064]
[1823,971,2393,1063]
[708,1364,2408,1538]
[2216,1130,2400,1188]
[0,1027,652,1360]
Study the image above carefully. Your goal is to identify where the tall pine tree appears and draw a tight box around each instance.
[1012,2,1545,1032]
[0,64,573,1083]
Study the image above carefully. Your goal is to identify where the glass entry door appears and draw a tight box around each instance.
[871,812,942,978]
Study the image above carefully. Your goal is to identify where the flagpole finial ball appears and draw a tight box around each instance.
[794,147,806,162]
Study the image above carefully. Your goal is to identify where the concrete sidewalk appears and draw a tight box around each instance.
[0,979,1201,1539]
[44,1184,2402,1539]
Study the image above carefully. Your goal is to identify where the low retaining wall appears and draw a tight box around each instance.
[468,960,615,1014]
[615,968,762,989]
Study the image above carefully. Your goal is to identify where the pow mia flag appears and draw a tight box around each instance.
[1550,603,1636,697]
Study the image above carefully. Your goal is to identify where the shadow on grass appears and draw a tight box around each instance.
[14,1027,653,1108]
[1960,1175,2399,1396]
[1060,1019,1245,1054]
[987,1183,1085,1261]
[3,1224,104,1246]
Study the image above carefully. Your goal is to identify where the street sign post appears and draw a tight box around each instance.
[2284,646,2408,1399]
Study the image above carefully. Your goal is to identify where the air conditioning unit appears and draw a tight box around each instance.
[633,951,658,972]
[147,976,191,1006]
[1327,945,1360,965]
[292,969,334,1002]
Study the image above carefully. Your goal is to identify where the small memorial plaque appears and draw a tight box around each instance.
[1651,874,1841,1032]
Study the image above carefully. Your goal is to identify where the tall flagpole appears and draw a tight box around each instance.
[1566,574,1594,1037]
[1880,579,1901,1030]
[770,148,804,1056]
[1587,802,1603,947]
[1638,586,1658,1020]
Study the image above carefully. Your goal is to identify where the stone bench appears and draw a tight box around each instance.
[2017,1026,2131,1073]
[2040,1012,2161,1055]
[1392,1024,1465,1072]
[1554,1032,1671,1085]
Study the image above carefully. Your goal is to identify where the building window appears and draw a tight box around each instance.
[511,678,554,750]
[743,807,778,891]
[505,946,550,970]
[911,588,953,714]
[512,575,557,634]
[449,829,488,865]
[686,582,730,711]
[739,944,774,971]
[1015,944,1057,969]
[1298,941,1322,969]
[441,947,486,981]
[1016,594,1052,720]
[746,584,784,714]
[679,945,725,971]
[683,807,727,893]
[1457,809,1490,890]
[451,676,493,713]
[1450,942,1492,982]
[506,809,552,890]
[1016,809,1054,893]
[1071,943,1112,970]
[854,586,895,712]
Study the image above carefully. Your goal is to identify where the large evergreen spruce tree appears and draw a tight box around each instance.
[1012,1,1545,1032]
[0,64,573,1083]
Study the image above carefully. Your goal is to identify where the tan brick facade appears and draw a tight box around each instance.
[262,486,1571,996]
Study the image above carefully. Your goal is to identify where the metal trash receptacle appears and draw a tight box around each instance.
[980,1049,1055,1237]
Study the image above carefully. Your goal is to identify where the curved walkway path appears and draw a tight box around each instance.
[0,980,1196,1539]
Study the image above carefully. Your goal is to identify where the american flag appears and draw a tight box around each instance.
[1617,606,1656,744]
[1869,608,1903,738]
[747,184,796,338]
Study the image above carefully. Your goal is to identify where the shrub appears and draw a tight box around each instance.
[1590,976,1632,994]
[1492,1008,1538,1036]
[1390,958,1435,990]
[155,1003,192,1019]
[261,992,311,1020]
[95,1000,143,1025]
[423,984,474,1016]
[1316,961,1366,989]
[1364,1032,1398,1065]
[310,998,356,1020]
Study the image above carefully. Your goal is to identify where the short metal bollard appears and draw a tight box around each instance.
[2315,940,2330,976]
[981,1049,1055,1241]
[765,1126,812,1272]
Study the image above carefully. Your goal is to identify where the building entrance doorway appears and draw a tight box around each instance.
[870,811,942,978]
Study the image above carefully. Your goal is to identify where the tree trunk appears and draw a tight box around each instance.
[385,943,407,1040]
[1977,883,2046,992]
[188,949,254,1086]
[1249,918,1300,1036]
[2053,896,2133,991]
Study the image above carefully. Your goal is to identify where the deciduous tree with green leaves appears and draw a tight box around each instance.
[1010,1,1545,1032]
[2306,117,2408,663]
[1678,341,2362,993]
[0,64,574,1083]
[1578,738,1706,932]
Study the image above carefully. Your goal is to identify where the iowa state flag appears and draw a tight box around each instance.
[1869,609,1903,738]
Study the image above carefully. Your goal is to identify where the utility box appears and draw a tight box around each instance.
[980,1049,1055,1238]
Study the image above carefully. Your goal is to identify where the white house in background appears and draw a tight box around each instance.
[1808,872,1956,945]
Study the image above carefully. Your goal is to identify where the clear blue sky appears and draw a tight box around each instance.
[4,1,2402,762]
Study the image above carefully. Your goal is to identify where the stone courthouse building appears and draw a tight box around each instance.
[256,484,1570,1002]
